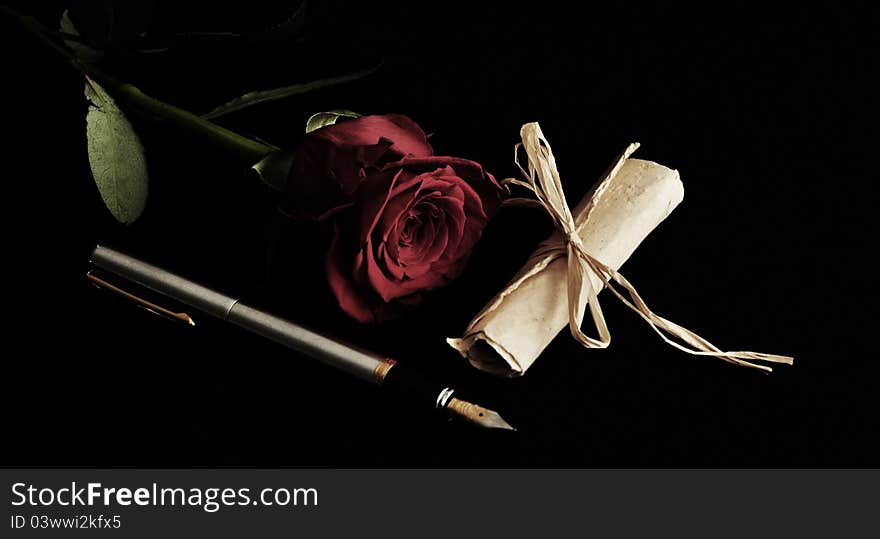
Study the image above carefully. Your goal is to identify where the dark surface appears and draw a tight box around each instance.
[1,1,875,466]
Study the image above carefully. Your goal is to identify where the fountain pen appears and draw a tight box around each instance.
[87,245,514,431]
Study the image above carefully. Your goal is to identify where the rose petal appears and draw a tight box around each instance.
[325,222,377,323]
[380,241,406,281]
[352,168,410,243]
[457,212,487,258]
[396,221,450,282]
[376,181,422,244]
[393,264,450,294]
[391,156,503,216]
[417,214,450,266]
[363,235,406,302]
[430,196,466,260]
[410,197,460,264]
[315,115,433,161]
[399,216,437,268]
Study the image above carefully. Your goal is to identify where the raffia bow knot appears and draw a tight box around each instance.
[501,123,793,371]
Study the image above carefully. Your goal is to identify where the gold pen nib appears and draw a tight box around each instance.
[446,397,516,431]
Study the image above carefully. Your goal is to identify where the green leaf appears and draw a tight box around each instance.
[251,150,296,191]
[200,64,379,120]
[85,78,149,224]
[305,110,360,133]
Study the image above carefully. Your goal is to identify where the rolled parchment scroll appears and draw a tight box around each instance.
[449,122,794,376]
[448,155,682,376]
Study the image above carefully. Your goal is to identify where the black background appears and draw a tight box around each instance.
[2,1,875,466]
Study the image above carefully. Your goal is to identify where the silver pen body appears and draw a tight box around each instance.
[89,245,383,383]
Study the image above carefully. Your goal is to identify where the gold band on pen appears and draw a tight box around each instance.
[373,358,397,385]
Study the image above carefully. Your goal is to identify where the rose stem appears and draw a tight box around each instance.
[1,4,278,166]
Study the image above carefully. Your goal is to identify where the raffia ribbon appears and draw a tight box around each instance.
[500,123,794,372]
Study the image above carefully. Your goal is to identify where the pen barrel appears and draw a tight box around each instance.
[90,245,238,319]
[88,245,510,428]
[90,245,387,384]
[226,303,383,383]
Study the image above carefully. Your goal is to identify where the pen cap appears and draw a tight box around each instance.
[90,245,239,319]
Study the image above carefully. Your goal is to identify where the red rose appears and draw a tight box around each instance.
[327,156,502,322]
[289,115,503,323]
